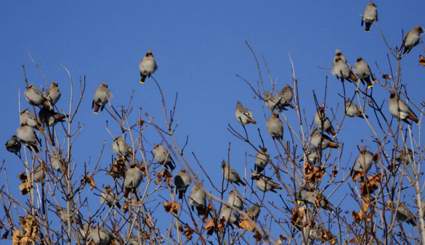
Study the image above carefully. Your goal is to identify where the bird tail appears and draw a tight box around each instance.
[408,112,419,124]
[139,72,146,84]
[327,141,339,149]
[92,101,100,113]
[365,22,372,32]
[348,72,359,83]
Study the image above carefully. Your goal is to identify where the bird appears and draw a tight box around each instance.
[304,147,320,164]
[16,125,40,153]
[5,135,21,157]
[219,204,238,225]
[310,129,339,149]
[100,185,121,208]
[361,2,378,31]
[81,224,113,245]
[55,205,82,225]
[298,188,333,211]
[235,101,256,125]
[92,83,111,113]
[24,84,52,110]
[112,136,132,158]
[174,169,191,199]
[331,50,358,83]
[267,113,284,140]
[351,146,378,181]
[251,172,282,192]
[152,144,175,170]
[419,55,425,66]
[263,91,280,112]
[124,164,144,198]
[19,109,42,130]
[38,107,66,126]
[221,160,246,186]
[227,189,244,210]
[246,203,261,221]
[189,182,207,216]
[276,85,294,110]
[353,57,376,88]
[254,147,270,173]
[386,201,417,226]
[345,100,368,118]
[396,148,413,165]
[49,150,63,171]
[402,26,423,54]
[314,105,336,136]
[45,81,61,106]
[388,90,419,124]
[139,49,157,84]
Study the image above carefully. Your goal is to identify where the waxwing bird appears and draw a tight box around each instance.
[308,225,335,243]
[361,2,378,31]
[55,206,82,225]
[314,105,336,136]
[45,81,61,106]
[310,129,339,149]
[263,91,280,112]
[388,90,419,124]
[174,169,191,199]
[345,100,368,118]
[112,136,132,158]
[331,50,358,83]
[227,189,244,210]
[81,224,113,245]
[38,108,66,126]
[267,113,283,140]
[235,101,256,125]
[255,147,270,173]
[277,84,294,110]
[100,185,121,208]
[16,125,40,153]
[24,84,52,110]
[351,146,379,181]
[92,83,111,113]
[298,188,333,211]
[139,49,157,84]
[19,109,42,130]
[402,26,423,54]
[304,147,320,164]
[251,172,282,192]
[222,160,246,186]
[219,204,238,225]
[353,57,375,87]
[246,203,261,221]
[386,201,417,226]
[5,135,21,157]
[49,150,64,171]
[124,164,144,198]
[189,182,207,216]
[152,144,175,170]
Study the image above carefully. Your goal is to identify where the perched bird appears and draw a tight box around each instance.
[277,85,294,110]
[298,188,333,211]
[331,50,358,83]
[308,225,335,243]
[219,204,238,225]
[251,172,282,192]
[81,224,113,245]
[263,91,280,111]
[33,162,46,182]
[304,147,320,164]
[353,57,375,87]
[49,150,63,171]
[227,189,244,210]
[45,81,61,106]
[100,185,121,208]
[139,49,157,84]
[314,105,336,136]
[310,129,339,149]
[5,135,21,157]
[361,2,378,31]
[345,100,368,118]
[124,164,144,198]
[174,169,191,199]
[221,160,246,186]
[38,108,66,126]
[152,144,175,170]
[189,182,207,216]
[386,201,417,226]
[16,125,40,153]
[402,26,423,54]
[246,203,261,221]
[24,84,52,110]
[267,113,284,140]
[388,90,419,124]
[255,147,270,173]
[92,83,111,113]
[112,136,132,158]
[235,101,256,125]
[396,148,413,165]
[56,206,82,225]
[19,109,42,130]
[351,146,378,181]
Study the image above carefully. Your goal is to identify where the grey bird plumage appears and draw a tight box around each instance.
[314,105,336,136]
[310,129,339,149]
[19,109,42,130]
[45,81,61,106]
[38,107,66,126]
[235,101,256,125]
[16,125,40,153]
[222,160,246,186]
[331,50,358,83]
[92,83,111,113]
[227,189,244,210]
[255,147,270,173]
[152,144,175,170]
[353,57,375,87]
[267,113,284,140]
[251,172,282,192]
[139,49,157,84]
[361,2,378,31]
[5,135,21,157]
[389,90,419,124]
[112,136,132,158]
[402,26,423,54]
[345,100,368,118]
[124,164,144,198]
[189,182,207,216]
[24,84,52,110]
[174,169,191,199]
[351,146,378,181]
[100,185,121,208]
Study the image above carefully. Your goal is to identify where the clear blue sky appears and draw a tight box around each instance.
[1,0,424,241]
